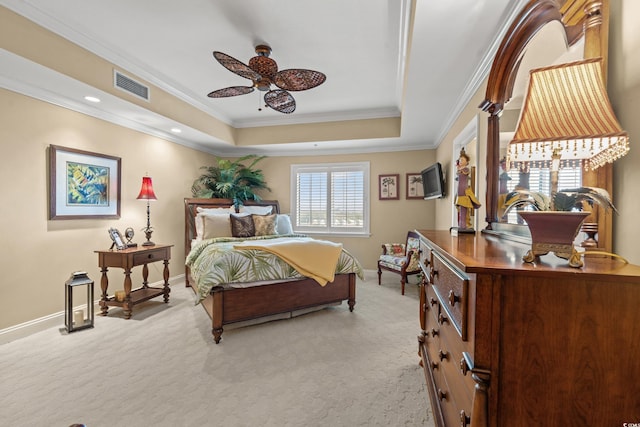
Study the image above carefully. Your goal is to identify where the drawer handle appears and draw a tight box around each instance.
[438,349,448,362]
[438,313,448,325]
[430,328,439,337]
[430,298,438,307]
[438,389,447,401]
[422,303,428,313]
[460,410,471,427]
[147,254,154,259]
[448,290,460,307]
[459,357,468,376]
[431,361,439,371]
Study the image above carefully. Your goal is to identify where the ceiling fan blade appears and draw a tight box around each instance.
[213,51,261,81]
[274,69,326,91]
[264,90,296,114]
[207,86,254,98]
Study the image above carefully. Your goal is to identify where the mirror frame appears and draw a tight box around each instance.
[479,0,613,251]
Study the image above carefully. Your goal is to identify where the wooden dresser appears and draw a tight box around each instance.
[416,230,640,427]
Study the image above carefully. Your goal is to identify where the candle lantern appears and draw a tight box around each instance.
[65,271,94,333]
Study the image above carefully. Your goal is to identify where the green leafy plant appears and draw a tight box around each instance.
[191,154,271,209]
[503,187,617,217]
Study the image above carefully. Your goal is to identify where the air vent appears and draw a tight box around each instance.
[114,70,150,101]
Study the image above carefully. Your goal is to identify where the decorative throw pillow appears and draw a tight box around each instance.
[195,207,234,239]
[202,214,231,239]
[384,243,405,255]
[230,213,255,238]
[252,214,277,236]
[276,214,294,235]
[239,205,273,215]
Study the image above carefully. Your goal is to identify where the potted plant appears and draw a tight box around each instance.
[502,187,617,267]
[191,154,271,209]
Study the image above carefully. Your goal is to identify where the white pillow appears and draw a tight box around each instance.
[202,214,232,239]
[239,205,273,215]
[276,214,293,235]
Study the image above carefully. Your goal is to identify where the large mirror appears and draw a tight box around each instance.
[480,0,613,251]
[499,22,584,225]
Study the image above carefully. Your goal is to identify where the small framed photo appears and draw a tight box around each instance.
[49,145,121,220]
[379,174,399,200]
[108,228,126,250]
[406,173,424,199]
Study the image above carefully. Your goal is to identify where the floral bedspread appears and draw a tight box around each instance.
[186,234,364,303]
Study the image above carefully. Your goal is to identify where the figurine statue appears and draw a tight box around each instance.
[455,148,481,231]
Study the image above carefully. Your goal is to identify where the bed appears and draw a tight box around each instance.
[184,198,363,343]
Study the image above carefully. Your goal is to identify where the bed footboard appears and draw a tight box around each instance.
[209,273,356,343]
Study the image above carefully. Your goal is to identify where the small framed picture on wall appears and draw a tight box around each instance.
[379,174,399,200]
[406,173,424,199]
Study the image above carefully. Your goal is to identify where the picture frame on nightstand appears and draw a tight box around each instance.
[108,227,126,250]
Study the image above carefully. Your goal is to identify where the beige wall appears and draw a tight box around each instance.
[0,87,436,331]
[609,0,640,264]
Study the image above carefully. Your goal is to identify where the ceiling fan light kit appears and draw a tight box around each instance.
[208,44,326,114]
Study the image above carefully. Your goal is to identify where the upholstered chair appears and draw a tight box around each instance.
[377,231,421,295]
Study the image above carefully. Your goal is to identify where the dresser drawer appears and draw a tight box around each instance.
[422,294,474,427]
[132,247,170,266]
[431,253,468,340]
[419,238,433,272]
[439,368,472,427]
[437,324,475,410]
[424,283,440,324]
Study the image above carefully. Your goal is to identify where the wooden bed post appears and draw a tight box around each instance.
[348,273,356,312]
[211,286,224,344]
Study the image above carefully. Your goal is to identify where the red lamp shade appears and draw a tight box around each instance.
[136,176,157,200]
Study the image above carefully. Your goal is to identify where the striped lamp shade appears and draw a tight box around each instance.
[507,58,629,171]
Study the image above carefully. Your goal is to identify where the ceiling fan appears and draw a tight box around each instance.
[207,44,326,114]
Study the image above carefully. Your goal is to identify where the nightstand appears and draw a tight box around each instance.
[95,244,172,319]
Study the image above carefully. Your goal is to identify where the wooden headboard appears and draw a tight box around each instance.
[183,198,281,258]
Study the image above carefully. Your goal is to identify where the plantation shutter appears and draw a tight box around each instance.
[292,162,369,235]
[331,170,364,228]
[296,171,328,227]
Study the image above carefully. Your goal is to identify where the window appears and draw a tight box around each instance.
[291,162,370,235]
[506,166,582,194]
[505,165,582,223]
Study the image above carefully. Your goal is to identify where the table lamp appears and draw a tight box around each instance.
[136,176,157,246]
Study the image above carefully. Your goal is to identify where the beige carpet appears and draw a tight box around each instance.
[0,271,434,427]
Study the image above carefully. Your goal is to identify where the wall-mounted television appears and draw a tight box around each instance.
[421,162,445,200]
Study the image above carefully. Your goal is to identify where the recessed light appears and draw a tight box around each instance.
[84,96,101,103]
[170,128,182,133]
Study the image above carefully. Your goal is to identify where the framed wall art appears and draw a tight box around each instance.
[49,145,121,219]
[406,173,424,199]
[378,174,399,200]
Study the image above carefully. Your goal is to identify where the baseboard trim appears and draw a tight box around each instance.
[0,274,185,345]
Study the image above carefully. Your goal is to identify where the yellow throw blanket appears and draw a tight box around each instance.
[234,237,343,286]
